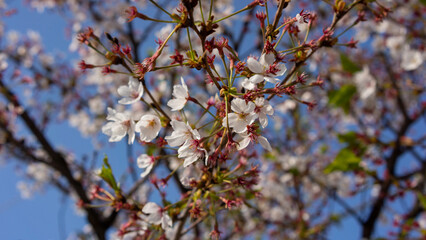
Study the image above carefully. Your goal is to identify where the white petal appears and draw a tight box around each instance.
[136,115,161,142]
[118,97,139,105]
[249,74,264,84]
[263,53,275,66]
[237,137,251,150]
[161,214,173,230]
[143,202,162,225]
[140,164,153,178]
[242,78,255,90]
[129,78,141,89]
[167,98,186,111]
[137,154,151,168]
[247,57,263,73]
[264,76,278,83]
[259,113,268,128]
[263,103,274,115]
[127,126,135,144]
[117,85,131,97]
[233,122,247,133]
[142,202,160,214]
[165,134,186,147]
[244,102,256,113]
[275,63,287,76]
[183,154,198,167]
[172,85,188,99]
[230,99,245,113]
[180,77,188,91]
[258,136,272,151]
[170,120,187,131]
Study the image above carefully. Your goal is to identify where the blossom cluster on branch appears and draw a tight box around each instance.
[0,0,425,239]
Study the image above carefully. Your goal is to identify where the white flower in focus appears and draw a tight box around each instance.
[401,47,423,71]
[241,77,256,90]
[165,120,200,147]
[167,77,189,111]
[102,108,136,144]
[165,120,207,167]
[223,98,257,133]
[178,139,209,167]
[246,53,286,85]
[135,114,161,142]
[137,154,155,178]
[117,77,144,105]
[236,125,272,151]
[142,202,173,230]
[254,97,274,128]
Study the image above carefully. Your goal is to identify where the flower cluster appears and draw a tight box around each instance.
[2,0,424,240]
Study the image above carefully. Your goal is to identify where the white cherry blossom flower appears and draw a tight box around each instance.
[167,77,189,111]
[241,77,256,90]
[236,125,272,151]
[165,120,208,167]
[165,120,200,147]
[246,53,286,85]
[223,98,257,133]
[142,202,173,230]
[117,77,144,105]
[178,139,209,167]
[137,154,155,178]
[102,108,136,144]
[254,97,274,128]
[135,114,161,142]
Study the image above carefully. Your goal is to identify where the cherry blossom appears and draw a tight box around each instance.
[254,97,274,128]
[142,202,173,230]
[102,108,136,144]
[237,131,272,151]
[117,77,144,105]
[137,154,155,178]
[223,98,257,133]
[246,53,286,85]
[165,120,200,147]
[167,77,189,111]
[178,139,209,167]
[135,114,161,142]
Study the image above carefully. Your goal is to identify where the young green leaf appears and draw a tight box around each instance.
[328,84,357,114]
[99,155,119,191]
[324,148,361,174]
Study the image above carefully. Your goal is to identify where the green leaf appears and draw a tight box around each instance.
[324,148,361,174]
[340,54,361,73]
[328,84,357,114]
[99,155,119,191]
[338,131,368,155]
[337,131,357,144]
[420,0,426,6]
